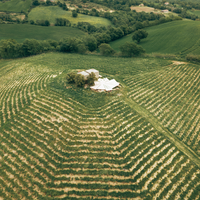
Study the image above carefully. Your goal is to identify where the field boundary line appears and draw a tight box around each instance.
[123,96,200,168]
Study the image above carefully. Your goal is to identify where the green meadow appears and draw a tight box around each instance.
[28,6,112,26]
[0,24,86,43]
[0,0,32,12]
[110,20,200,55]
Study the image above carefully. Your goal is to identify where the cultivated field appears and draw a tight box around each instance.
[0,53,200,199]
[0,0,32,12]
[0,24,86,43]
[28,6,112,27]
[110,20,200,55]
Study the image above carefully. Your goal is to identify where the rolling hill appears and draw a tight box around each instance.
[0,52,200,200]
[28,6,112,27]
[110,20,200,56]
[0,24,86,43]
[0,0,32,12]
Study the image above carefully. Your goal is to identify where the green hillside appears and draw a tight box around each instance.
[28,6,112,27]
[110,20,200,55]
[0,24,86,43]
[0,52,200,199]
[0,0,32,12]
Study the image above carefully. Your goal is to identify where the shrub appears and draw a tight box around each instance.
[72,10,78,18]
[75,74,85,87]
[87,72,97,86]
[186,54,200,63]
[99,43,115,56]
[132,29,148,43]
[83,36,97,52]
[120,42,145,57]
[59,38,84,53]
[0,39,19,58]
[66,72,76,83]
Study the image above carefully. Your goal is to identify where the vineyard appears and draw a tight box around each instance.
[0,54,200,199]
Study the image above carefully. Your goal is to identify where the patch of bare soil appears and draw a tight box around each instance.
[172,61,187,65]
[130,6,155,12]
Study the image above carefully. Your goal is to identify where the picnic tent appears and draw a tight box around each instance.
[90,78,119,91]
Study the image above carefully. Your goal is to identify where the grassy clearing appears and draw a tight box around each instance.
[0,0,32,12]
[0,53,200,200]
[188,10,200,17]
[0,24,86,43]
[110,20,200,56]
[28,6,112,27]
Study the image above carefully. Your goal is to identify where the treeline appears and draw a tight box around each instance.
[0,36,145,59]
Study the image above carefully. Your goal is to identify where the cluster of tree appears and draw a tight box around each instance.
[132,29,148,43]
[72,10,78,17]
[32,0,68,11]
[186,54,200,63]
[173,8,198,20]
[0,37,145,59]
[30,19,50,26]
[66,72,97,87]
[55,18,71,26]
[0,39,56,59]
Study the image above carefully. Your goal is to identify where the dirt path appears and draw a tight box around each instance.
[121,94,200,168]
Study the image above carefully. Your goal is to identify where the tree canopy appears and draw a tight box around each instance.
[120,42,145,57]
[132,29,148,43]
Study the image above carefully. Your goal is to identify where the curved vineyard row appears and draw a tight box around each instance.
[124,63,200,155]
[0,73,50,127]
[0,83,200,200]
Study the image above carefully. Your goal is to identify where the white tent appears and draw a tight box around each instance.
[90,78,120,91]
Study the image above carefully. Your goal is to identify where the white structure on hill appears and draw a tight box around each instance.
[90,78,120,91]
[77,71,90,80]
[86,69,99,79]
[77,69,99,80]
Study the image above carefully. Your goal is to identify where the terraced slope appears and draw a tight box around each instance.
[0,54,200,200]
[124,62,200,156]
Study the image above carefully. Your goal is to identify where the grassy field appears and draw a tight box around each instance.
[0,0,32,12]
[0,52,200,199]
[28,6,112,27]
[0,24,86,43]
[110,20,200,56]
[188,10,200,17]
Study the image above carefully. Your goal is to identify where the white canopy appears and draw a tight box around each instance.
[90,78,119,91]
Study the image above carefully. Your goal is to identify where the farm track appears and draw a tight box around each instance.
[0,62,200,199]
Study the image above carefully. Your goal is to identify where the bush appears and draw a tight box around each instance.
[77,44,87,54]
[132,29,148,43]
[186,54,200,63]
[0,39,19,58]
[59,37,84,53]
[55,18,71,26]
[72,10,78,18]
[99,43,115,56]
[83,36,97,52]
[87,72,97,86]
[21,39,43,57]
[66,72,76,83]
[75,74,85,87]
[30,20,35,25]
[120,42,145,57]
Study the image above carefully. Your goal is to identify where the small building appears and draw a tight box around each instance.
[165,2,169,5]
[77,69,99,80]
[86,69,99,79]
[77,71,90,80]
[139,3,144,7]
[161,9,169,13]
